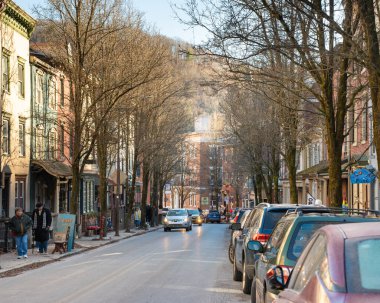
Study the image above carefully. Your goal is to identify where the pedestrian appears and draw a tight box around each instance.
[134,207,141,227]
[8,207,32,259]
[32,202,52,254]
[342,195,348,213]
[146,205,151,224]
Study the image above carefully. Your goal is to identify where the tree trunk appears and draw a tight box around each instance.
[256,174,263,204]
[70,160,80,215]
[97,127,108,238]
[357,1,380,190]
[140,160,150,227]
[151,171,159,227]
[125,149,138,232]
[285,147,298,204]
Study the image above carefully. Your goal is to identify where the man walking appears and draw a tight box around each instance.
[32,202,52,254]
[9,207,32,259]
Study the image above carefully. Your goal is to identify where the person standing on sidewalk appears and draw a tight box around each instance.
[32,202,52,254]
[8,207,32,259]
[134,207,141,228]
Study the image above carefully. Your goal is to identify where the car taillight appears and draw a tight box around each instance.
[233,216,238,223]
[252,233,270,244]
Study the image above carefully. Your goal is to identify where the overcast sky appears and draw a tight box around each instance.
[14,0,208,44]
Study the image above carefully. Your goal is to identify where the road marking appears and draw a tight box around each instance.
[100,252,123,257]
[151,249,192,255]
[205,287,242,294]
[64,259,105,268]
[151,257,223,264]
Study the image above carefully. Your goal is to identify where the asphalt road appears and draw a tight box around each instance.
[0,224,249,303]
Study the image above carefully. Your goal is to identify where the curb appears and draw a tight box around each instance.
[0,226,163,278]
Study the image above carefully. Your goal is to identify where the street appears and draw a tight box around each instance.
[0,224,248,303]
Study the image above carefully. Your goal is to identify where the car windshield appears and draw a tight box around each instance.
[287,222,330,261]
[346,238,380,293]
[188,210,199,215]
[167,210,188,216]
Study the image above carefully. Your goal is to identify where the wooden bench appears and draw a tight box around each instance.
[52,226,70,254]
[86,225,100,236]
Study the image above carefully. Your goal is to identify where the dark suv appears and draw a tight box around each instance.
[250,207,380,303]
[231,203,301,294]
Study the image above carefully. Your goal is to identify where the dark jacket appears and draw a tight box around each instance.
[9,214,32,236]
[32,208,52,242]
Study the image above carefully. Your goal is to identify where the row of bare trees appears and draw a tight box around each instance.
[31,0,193,233]
[179,0,380,207]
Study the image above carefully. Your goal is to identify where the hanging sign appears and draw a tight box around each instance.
[350,168,377,184]
[307,193,316,205]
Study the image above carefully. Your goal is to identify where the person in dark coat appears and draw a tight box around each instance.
[9,207,32,259]
[146,204,151,224]
[32,202,52,254]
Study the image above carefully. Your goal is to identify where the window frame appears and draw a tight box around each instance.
[17,61,25,98]
[19,122,25,157]
[48,129,57,160]
[2,52,10,93]
[2,118,10,155]
[48,78,57,110]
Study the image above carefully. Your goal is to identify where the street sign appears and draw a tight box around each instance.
[201,197,209,205]
[307,193,316,205]
[350,168,377,184]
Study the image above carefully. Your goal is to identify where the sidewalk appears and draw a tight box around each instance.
[0,225,162,277]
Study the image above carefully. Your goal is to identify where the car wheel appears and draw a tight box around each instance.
[168,228,171,232]
[199,223,202,226]
[242,260,252,294]
[186,227,189,232]
[228,244,234,264]
[218,220,221,224]
[251,279,257,303]
[164,228,167,232]
[233,255,243,281]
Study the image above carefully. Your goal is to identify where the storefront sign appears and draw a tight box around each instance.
[350,168,376,184]
[201,197,209,205]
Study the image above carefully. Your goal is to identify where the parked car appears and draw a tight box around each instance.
[273,221,380,303]
[163,209,192,232]
[250,208,380,303]
[232,203,302,294]
[188,209,203,226]
[229,209,252,263]
[206,210,221,223]
[230,208,252,224]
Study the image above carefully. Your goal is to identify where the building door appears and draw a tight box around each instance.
[15,177,26,210]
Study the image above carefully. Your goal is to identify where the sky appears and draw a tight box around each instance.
[14,0,209,44]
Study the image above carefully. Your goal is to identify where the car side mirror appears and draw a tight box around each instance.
[231,223,242,231]
[267,265,293,290]
[247,240,264,253]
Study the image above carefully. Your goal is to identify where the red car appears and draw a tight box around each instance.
[273,222,380,303]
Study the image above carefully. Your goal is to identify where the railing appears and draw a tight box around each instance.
[0,217,13,252]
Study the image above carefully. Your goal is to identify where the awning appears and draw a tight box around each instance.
[31,160,72,178]
[297,161,329,177]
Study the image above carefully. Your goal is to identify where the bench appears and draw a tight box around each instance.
[86,225,100,236]
[52,226,70,254]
